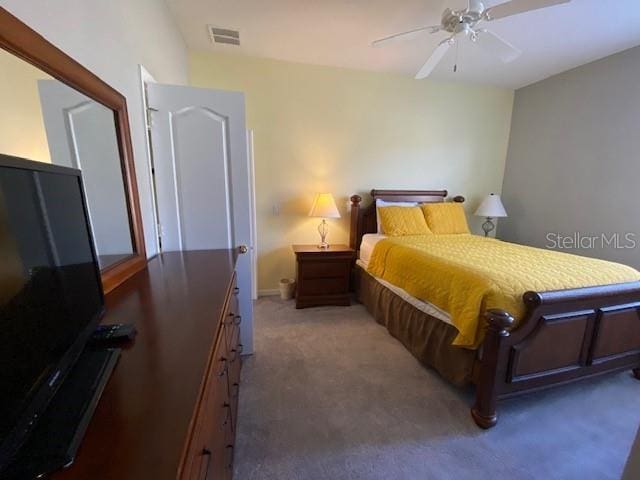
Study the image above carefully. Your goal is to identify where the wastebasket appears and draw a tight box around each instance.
[278,278,295,300]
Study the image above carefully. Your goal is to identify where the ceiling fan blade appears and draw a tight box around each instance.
[467,0,486,13]
[485,0,571,20]
[415,40,451,79]
[475,30,521,63]
[371,25,441,47]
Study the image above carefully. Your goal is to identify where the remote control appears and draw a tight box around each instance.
[90,324,137,344]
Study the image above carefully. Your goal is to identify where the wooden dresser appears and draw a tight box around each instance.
[52,250,243,480]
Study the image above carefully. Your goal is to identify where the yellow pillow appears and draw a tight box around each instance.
[378,206,432,237]
[421,203,470,234]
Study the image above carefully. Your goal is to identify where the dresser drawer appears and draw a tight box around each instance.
[227,325,242,430]
[214,367,235,480]
[185,404,215,480]
[181,326,229,480]
[207,361,234,480]
[228,325,242,386]
[225,314,241,354]
[223,276,240,349]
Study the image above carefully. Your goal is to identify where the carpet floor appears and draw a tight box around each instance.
[233,297,640,480]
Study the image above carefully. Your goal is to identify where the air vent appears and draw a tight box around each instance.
[208,26,240,46]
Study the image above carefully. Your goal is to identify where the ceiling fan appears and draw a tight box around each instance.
[372,0,572,79]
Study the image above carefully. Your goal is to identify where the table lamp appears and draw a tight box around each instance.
[474,193,507,237]
[308,193,341,249]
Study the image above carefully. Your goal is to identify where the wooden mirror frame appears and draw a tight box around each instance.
[0,8,147,293]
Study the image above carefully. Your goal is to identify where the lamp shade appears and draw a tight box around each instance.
[474,193,507,218]
[309,193,341,218]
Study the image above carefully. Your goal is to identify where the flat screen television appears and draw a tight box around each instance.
[0,154,105,469]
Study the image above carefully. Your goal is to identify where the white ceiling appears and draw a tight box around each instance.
[167,0,640,89]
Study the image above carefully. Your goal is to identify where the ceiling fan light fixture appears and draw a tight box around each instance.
[454,22,472,36]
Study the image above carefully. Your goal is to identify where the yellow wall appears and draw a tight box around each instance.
[0,50,52,163]
[190,51,514,292]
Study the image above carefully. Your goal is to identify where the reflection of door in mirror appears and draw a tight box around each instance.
[38,81,133,269]
[0,49,134,271]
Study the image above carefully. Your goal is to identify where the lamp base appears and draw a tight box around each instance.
[317,219,330,249]
[482,217,495,237]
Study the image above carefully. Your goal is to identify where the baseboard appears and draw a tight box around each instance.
[258,289,280,297]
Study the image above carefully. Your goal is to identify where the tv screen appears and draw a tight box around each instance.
[0,156,104,466]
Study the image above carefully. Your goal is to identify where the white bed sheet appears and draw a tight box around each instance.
[357,234,452,325]
[359,233,387,267]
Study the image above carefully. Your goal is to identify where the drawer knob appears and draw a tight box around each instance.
[222,402,232,427]
[201,448,212,480]
[218,357,228,377]
[226,445,234,469]
[238,245,248,254]
[233,315,242,326]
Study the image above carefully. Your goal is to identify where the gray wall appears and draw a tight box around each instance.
[499,46,640,269]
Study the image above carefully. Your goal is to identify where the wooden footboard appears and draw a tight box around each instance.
[472,282,640,428]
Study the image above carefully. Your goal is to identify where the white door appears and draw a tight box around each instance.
[147,84,254,354]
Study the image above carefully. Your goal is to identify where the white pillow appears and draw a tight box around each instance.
[375,199,418,234]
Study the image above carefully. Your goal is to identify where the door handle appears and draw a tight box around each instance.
[238,245,248,254]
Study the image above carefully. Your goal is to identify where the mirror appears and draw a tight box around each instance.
[0,49,134,270]
[1,8,148,294]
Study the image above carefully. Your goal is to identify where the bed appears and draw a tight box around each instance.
[350,189,640,428]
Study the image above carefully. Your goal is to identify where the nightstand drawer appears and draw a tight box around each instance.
[300,276,348,295]
[301,260,350,279]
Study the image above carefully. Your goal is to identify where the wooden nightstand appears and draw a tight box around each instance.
[292,244,356,309]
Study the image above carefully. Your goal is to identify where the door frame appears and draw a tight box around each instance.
[139,65,161,256]
[247,129,258,300]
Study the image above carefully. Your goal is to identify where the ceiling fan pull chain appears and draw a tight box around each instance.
[453,38,460,73]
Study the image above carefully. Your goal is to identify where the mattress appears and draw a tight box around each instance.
[358,234,451,325]
[359,233,387,268]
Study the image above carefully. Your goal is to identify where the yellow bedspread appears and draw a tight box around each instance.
[367,234,640,348]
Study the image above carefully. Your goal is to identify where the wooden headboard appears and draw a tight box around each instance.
[349,189,465,250]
